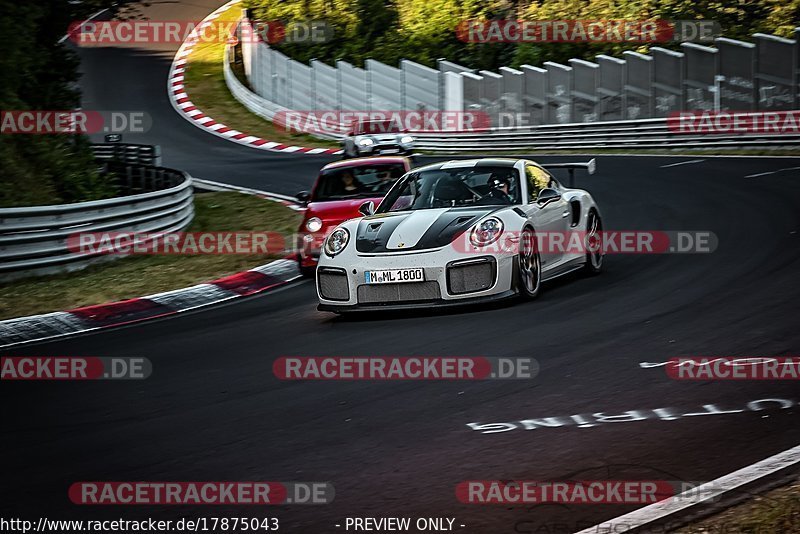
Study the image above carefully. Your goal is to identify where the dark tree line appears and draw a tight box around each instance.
[0,0,124,206]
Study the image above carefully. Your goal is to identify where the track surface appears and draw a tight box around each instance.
[2,2,800,532]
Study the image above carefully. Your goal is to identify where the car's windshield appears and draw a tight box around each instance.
[353,120,404,135]
[377,165,521,212]
[313,163,406,201]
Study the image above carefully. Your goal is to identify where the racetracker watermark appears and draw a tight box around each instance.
[273,110,492,135]
[458,480,733,506]
[68,20,332,46]
[666,357,800,380]
[668,111,800,134]
[69,482,334,505]
[273,357,538,380]
[454,231,717,255]
[0,518,279,534]
[456,20,721,43]
[67,232,289,256]
[456,480,674,504]
[0,357,151,380]
[0,111,150,134]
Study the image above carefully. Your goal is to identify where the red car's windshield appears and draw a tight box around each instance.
[313,163,407,201]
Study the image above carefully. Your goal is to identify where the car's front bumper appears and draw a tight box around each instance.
[357,144,413,156]
[316,248,517,312]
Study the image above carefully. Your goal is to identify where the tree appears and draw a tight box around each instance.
[0,0,121,206]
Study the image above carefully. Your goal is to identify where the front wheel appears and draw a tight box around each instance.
[584,210,603,275]
[517,227,541,300]
[296,254,316,278]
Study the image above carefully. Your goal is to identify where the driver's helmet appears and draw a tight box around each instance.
[488,170,512,191]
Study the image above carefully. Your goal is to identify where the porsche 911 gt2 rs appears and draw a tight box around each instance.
[316,158,602,312]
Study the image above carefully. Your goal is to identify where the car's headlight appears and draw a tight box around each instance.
[400,135,414,144]
[470,217,504,247]
[324,227,350,257]
[358,138,374,146]
[305,217,323,233]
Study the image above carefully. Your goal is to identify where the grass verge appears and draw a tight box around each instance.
[0,192,301,320]
[676,481,800,533]
[183,5,338,149]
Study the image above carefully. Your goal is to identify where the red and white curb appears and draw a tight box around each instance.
[0,258,302,348]
[167,0,341,156]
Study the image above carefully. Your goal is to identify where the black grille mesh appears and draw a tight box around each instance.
[447,261,495,294]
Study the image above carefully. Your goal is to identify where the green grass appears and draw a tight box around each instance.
[0,192,301,320]
[184,5,338,149]
[676,481,800,533]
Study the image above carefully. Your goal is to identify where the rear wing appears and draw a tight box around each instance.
[542,158,596,187]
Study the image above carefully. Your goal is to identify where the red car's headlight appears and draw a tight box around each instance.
[305,217,323,232]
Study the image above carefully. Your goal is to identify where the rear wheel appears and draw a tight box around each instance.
[517,227,541,300]
[584,209,603,274]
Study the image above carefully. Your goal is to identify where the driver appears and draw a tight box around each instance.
[486,171,514,204]
[340,170,363,193]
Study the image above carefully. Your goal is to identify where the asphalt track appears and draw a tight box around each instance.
[2,1,800,532]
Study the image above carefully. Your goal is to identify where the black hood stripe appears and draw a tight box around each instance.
[355,207,503,253]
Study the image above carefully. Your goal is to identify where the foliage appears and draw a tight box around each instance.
[0,0,122,207]
[244,0,799,70]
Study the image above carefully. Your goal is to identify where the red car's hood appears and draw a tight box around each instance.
[306,197,384,225]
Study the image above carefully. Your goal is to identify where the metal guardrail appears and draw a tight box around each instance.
[0,154,193,282]
[410,117,800,151]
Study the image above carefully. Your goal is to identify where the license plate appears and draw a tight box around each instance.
[365,268,424,284]
[379,148,400,154]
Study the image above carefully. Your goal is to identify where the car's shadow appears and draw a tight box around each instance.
[325,269,588,322]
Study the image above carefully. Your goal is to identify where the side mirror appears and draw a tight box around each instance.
[537,188,561,205]
[358,201,375,217]
[296,191,311,204]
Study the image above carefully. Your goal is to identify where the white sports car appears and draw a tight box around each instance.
[316,158,602,312]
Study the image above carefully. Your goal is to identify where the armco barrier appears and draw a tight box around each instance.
[0,161,193,282]
[410,117,800,151]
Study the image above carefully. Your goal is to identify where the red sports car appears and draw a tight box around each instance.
[295,156,412,276]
